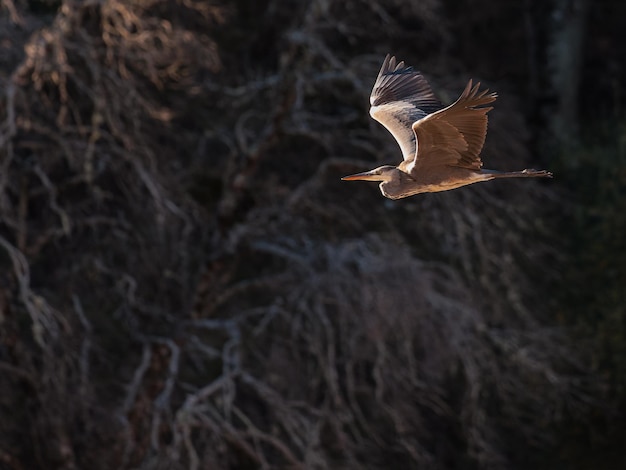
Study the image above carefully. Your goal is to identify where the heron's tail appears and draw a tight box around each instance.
[481,169,553,179]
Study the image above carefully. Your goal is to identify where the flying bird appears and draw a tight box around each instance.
[341,55,552,199]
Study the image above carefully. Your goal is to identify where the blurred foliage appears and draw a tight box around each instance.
[532,120,626,469]
[561,121,626,384]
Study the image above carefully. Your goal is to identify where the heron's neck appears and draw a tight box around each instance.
[379,170,413,199]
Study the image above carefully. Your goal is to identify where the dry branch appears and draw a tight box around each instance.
[0,0,602,469]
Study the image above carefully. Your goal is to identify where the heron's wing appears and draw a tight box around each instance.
[369,54,443,162]
[404,80,496,175]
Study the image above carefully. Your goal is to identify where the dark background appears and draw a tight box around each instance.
[0,0,625,469]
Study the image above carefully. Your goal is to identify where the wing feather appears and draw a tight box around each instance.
[369,54,443,161]
[405,80,497,175]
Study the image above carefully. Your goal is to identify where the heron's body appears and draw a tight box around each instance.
[342,55,552,198]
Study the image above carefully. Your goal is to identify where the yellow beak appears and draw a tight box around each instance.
[341,170,381,181]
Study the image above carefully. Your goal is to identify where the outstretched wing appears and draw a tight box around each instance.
[369,54,443,162]
[403,80,497,175]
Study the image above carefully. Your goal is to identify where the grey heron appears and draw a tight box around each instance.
[342,55,552,199]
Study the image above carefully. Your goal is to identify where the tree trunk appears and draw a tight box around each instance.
[547,0,589,147]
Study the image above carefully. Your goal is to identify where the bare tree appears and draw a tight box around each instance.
[0,1,602,469]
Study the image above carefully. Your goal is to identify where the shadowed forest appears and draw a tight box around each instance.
[0,0,625,469]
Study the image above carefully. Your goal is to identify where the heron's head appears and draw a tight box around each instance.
[341,165,398,182]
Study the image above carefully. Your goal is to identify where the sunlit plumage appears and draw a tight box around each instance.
[342,54,552,199]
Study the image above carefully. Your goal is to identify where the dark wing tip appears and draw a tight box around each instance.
[379,54,410,76]
[370,55,442,112]
[379,54,393,76]
[458,79,497,107]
